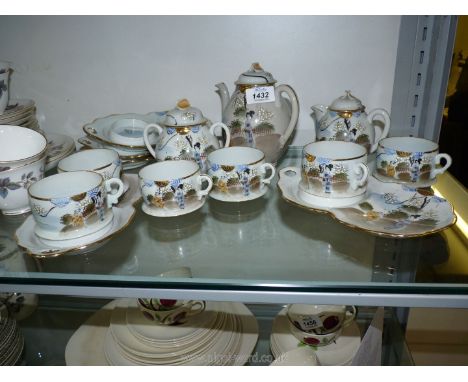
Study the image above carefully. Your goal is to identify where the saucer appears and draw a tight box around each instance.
[270,307,361,366]
[44,133,76,171]
[141,197,207,218]
[14,204,136,258]
[278,167,457,238]
[373,170,435,189]
[83,111,166,150]
[209,186,270,203]
[0,99,35,123]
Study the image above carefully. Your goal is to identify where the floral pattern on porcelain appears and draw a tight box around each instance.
[30,184,110,233]
[0,171,40,199]
[376,148,433,183]
[140,177,197,210]
[99,158,122,180]
[209,163,262,197]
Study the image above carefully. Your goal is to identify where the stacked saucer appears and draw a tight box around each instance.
[44,132,76,171]
[0,307,25,365]
[0,99,41,132]
[65,298,259,366]
[270,307,361,366]
[79,112,166,170]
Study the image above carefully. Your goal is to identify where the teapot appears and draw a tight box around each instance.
[216,63,299,164]
[143,99,230,171]
[311,91,391,154]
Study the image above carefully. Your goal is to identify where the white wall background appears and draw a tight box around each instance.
[0,16,401,145]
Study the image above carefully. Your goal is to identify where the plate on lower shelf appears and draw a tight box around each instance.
[270,307,361,366]
[65,299,259,366]
[14,204,136,259]
[277,167,457,238]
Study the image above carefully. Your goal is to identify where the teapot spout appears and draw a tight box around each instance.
[311,104,327,121]
[215,82,230,113]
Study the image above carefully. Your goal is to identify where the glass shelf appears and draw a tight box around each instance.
[1,148,467,306]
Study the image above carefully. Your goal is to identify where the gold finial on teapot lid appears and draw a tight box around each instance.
[177,99,191,109]
[252,62,263,71]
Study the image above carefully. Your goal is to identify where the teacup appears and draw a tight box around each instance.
[58,148,122,180]
[287,304,357,335]
[375,136,452,187]
[109,118,159,146]
[289,319,343,346]
[137,298,206,325]
[28,171,124,240]
[138,160,212,214]
[0,156,46,215]
[207,146,275,200]
[0,125,48,169]
[285,141,369,207]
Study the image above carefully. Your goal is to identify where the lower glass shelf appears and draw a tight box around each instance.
[14,295,413,366]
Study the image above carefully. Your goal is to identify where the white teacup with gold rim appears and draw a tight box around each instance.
[283,141,369,208]
[57,148,122,181]
[138,160,212,217]
[207,146,275,202]
[28,171,124,240]
[137,298,206,326]
[374,136,452,187]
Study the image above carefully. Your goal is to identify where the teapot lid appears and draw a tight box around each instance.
[235,63,277,85]
[163,99,207,127]
[329,91,365,112]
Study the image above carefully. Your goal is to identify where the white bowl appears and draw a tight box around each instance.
[0,125,47,169]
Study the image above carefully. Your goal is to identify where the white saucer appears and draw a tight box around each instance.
[209,186,270,203]
[373,170,436,189]
[141,197,206,218]
[44,133,76,172]
[278,167,457,238]
[270,307,361,366]
[65,299,258,366]
[14,204,136,258]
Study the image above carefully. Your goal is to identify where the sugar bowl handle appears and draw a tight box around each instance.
[143,123,164,158]
[209,122,231,148]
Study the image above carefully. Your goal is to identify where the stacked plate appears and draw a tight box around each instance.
[0,308,25,366]
[66,298,258,366]
[0,99,41,132]
[270,307,361,366]
[44,132,76,171]
[79,112,166,170]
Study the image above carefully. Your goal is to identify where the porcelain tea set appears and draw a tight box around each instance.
[0,62,457,259]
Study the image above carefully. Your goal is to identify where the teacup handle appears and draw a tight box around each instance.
[196,175,213,200]
[343,306,357,328]
[276,84,301,146]
[105,177,124,207]
[209,122,231,148]
[279,166,301,181]
[143,123,164,159]
[186,300,206,316]
[367,108,391,153]
[260,163,276,184]
[431,153,452,179]
[351,163,369,190]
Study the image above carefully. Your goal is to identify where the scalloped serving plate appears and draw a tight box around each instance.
[277,168,456,238]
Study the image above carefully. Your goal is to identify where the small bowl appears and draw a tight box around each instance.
[289,320,343,347]
[270,347,320,366]
[0,125,47,169]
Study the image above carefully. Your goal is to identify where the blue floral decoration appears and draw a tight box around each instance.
[87,187,101,199]
[384,147,396,155]
[167,127,176,135]
[191,126,200,133]
[143,179,153,188]
[236,165,248,172]
[51,197,70,208]
[211,163,220,172]
[317,157,331,165]
[354,111,361,117]
[170,178,182,189]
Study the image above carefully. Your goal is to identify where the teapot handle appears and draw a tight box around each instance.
[143,123,163,159]
[367,108,391,153]
[209,122,231,147]
[275,84,300,147]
